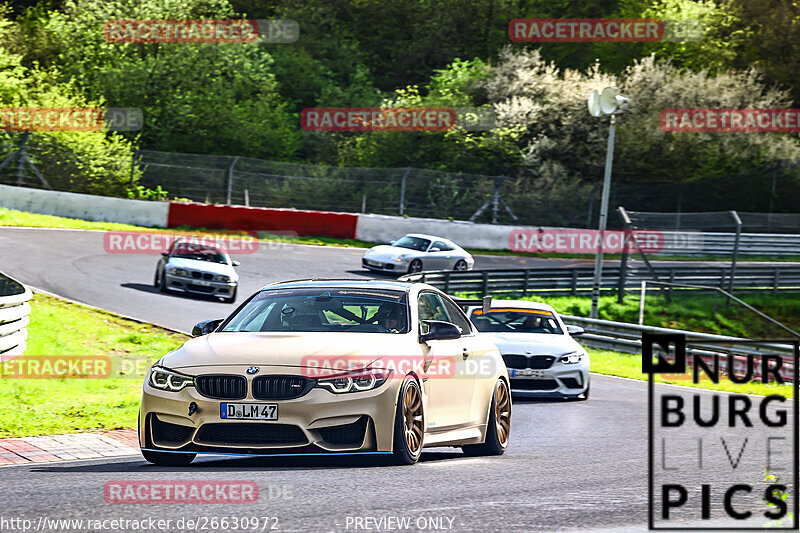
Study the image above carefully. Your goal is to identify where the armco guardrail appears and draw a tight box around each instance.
[400,264,800,295]
[0,273,32,357]
[559,315,797,379]
[654,231,800,257]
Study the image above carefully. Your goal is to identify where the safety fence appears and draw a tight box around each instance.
[399,265,800,296]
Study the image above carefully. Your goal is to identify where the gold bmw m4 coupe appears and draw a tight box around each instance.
[139,279,510,466]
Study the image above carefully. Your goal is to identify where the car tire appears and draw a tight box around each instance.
[390,377,424,465]
[141,449,196,466]
[224,287,237,304]
[462,379,511,457]
[408,259,423,274]
[454,259,468,271]
[153,269,159,288]
[158,270,168,293]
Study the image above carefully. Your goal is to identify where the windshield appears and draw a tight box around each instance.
[470,308,563,335]
[222,288,410,333]
[393,236,430,251]
[171,243,229,264]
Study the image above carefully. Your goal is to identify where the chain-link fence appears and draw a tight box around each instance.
[2,132,800,228]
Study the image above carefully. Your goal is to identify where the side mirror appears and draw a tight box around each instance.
[420,320,462,343]
[192,319,223,337]
[160,251,169,257]
[566,325,584,337]
[231,260,241,267]
[389,240,396,244]
[429,247,441,252]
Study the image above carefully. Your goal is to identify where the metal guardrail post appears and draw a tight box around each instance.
[523,270,530,296]
[617,207,632,303]
[399,167,410,216]
[571,270,578,295]
[444,271,451,294]
[774,268,780,294]
[667,269,675,302]
[638,280,646,325]
[482,271,489,295]
[728,210,742,302]
[226,156,240,205]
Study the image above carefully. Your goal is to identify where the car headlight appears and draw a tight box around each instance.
[560,351,583,364]
[148,366,194,391]
[393,255,408,262]
[168,267,189,277]
[213,274,231,282]
[316,370,391,393]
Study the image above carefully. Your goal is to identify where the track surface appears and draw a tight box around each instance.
[0,227,590,332]
[1,226,794,532]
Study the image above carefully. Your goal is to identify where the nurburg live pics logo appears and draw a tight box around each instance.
[644,333,799,530]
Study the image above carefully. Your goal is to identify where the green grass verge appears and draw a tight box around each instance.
[476,292,800,339]
[588,348,792,397]
[0,293,188,438]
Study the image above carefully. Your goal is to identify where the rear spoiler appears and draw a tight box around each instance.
[452,295,492,314]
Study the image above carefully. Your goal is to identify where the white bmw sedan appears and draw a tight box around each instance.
[468,300,590,400]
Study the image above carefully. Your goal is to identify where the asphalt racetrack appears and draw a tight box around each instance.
[0,226,792,532]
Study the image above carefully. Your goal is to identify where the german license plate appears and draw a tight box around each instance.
[366,260,381,267]
[194,280,212,287]
[512,369,544,378]
[220,403,278,420]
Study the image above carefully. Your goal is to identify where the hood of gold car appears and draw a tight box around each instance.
[160,331,422,371]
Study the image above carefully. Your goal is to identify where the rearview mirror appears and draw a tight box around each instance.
[192,319,223,337]
[420,320,462,343]
[232,260,241,267]
[566,325,584,337]
[482,295,492,315]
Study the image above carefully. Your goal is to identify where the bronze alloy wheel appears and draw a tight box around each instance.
[462,379,511,456]
[403,381,424,455]
[494,380,511,447]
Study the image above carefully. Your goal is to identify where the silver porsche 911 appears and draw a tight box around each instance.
[361,234,474,274]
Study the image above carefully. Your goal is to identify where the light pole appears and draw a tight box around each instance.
[587,88,628,319]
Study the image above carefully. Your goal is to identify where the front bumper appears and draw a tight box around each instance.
[507,359,590,398]
[139,369,402,455]
[164,273,236,297]
[361,257,402,272]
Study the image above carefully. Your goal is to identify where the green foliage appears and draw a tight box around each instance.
[3,0,800,212]
[39,0,300,159]
[0,9,138,196]
[126,184,168,201]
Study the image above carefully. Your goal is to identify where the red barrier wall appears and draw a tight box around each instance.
[167,203,358,239]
